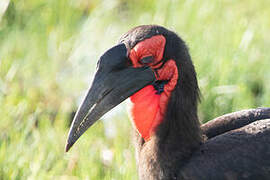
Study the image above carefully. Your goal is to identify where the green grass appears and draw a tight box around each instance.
[0,0,270,179]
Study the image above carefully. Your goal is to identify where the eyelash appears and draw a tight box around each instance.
[140,56,154,65]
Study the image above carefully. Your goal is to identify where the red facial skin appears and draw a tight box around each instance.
[128,35,179,141]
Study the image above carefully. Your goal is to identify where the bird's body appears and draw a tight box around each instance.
[181,119,270,180]
[66,25,270,179]
[135,117,270,180]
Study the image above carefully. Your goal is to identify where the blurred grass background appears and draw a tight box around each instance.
[0,0,270,179]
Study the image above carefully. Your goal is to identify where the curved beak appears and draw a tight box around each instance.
[65,44,156,152]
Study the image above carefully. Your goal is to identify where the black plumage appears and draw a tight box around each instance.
[119,25,270,180]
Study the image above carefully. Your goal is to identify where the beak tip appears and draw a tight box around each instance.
[65,134,75,152]
[65,142,73,152]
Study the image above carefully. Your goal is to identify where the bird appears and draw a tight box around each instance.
[65,25,270,180]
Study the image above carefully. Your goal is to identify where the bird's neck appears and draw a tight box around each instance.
[130,82,202,179]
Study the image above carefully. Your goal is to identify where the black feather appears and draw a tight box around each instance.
[119,25,270,180]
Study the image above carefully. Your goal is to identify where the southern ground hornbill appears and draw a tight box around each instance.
[66,25,270,179]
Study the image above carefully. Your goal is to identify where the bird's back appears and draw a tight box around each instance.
[178,119,270,180]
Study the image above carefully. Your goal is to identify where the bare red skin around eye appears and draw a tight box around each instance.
[128,35,179,141]
[129,35,166,69]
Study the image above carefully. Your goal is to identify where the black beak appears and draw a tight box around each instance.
[65,44,156,152]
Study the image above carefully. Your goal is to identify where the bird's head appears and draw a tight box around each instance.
[66,25,199,152]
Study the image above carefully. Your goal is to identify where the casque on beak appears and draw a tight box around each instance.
[65,43,156,152]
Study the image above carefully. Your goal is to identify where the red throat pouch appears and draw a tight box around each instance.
[129,85,161,140]
[129,60,178,140]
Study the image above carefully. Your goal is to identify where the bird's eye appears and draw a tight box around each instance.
[140,56,154,65]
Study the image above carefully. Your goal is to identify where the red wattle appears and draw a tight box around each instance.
[128,60,178,141]
[129,85,161,140]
